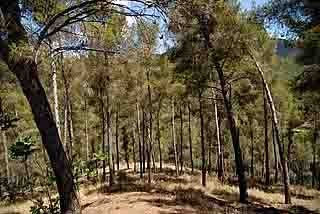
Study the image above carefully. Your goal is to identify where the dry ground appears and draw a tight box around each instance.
[1,165,320,214]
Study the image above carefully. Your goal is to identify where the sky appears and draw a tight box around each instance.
[240,0,269,10]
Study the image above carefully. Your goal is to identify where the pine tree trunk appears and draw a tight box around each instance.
[0,1,80,206]
[172,98,179,177]
[208,132,212,175]
[199,92,206,187]
[147,127,151,184]
[64,104,68,150]
[312,114,317,188]
[116,109,120,171]
[132,131,137,172]
[250,121,254,178]
[2,131,10,184]
[67,100,73,160]
[263,88,270,185]
[157,106,163,172]
[101,90,106,183]
[213,92,223,181]
[62,62,73,161]
[179,105,184,174]
[69,100,75,156]
[287,128,294,175]
[107,90,114,186]
[52,60,61,136]
[8,59,81,213]
[215,63,247,202]
[272,121,278,184]
[152,146,156,172]
[187,102,194,174]
[85,98,89,161]
[147,70,154,172]
[142,109,146,173]
[136,103,143,178]
[250,52,291,204]
[91,127,98,176]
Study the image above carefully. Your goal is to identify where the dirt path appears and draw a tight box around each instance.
[82,191,196,214]
[1,166,320,214]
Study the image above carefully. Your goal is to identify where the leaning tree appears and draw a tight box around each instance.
[0,1,168,213]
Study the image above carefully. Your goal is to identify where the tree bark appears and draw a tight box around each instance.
[0,2,80,210]
[100,89,106,183]
[213,92,223,181]
[64,104,68,149]
[263,88,270,185]
[106,90,114,186]
[287,127,294,172]
[142,109,146,173]
[62,62,73,161]
[69,100,75,156]
[215,63,247,202]
[250,120,254,178]
[199,92,206,187]
[51,59,61,136]
[91,127,98,176]
[136,103,143,178]
[116,108,120,171]
[157,103,163,172]
[250,52,291,204]
[179,105,184,174]
[9,59,81,213]
[312,114,317,188]
[147,70,154,173]
[85,98,89,161]
[147,126,152,184]
[187,102,194,174]
[2,131,10,184]
[272,121,278,184]
[172,98,179,177]
[132,131,137,172]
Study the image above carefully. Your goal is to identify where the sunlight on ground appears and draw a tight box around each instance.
[1,166,320,214]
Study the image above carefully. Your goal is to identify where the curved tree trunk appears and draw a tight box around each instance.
[250,52,291,204]
[11,60,81,213]
[213,92,223,181]
[272,122,279,184]
[51,59,61,137]
[0,2,80,212]
[263,88,270,185]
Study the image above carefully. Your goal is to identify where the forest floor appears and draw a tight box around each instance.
[1,165,320,214]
